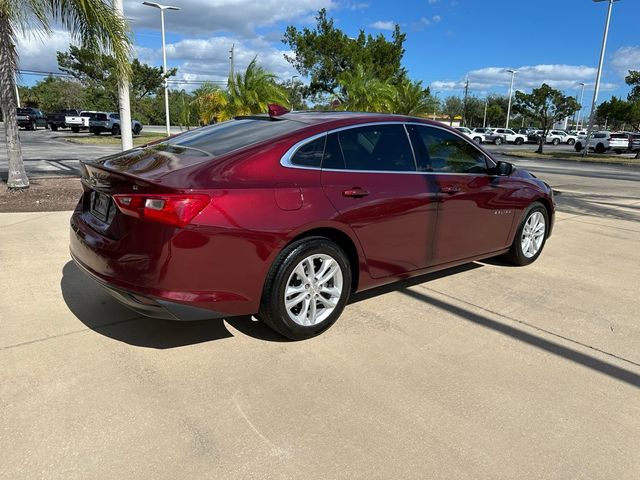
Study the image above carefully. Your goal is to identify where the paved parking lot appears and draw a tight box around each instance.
[1,129,639,479]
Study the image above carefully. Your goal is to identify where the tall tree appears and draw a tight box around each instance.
[442,96,464,126]
[0,0,131,189]
[386,79,437,116]
[625,70,640,102]
[335,64,391,112]
[513,83,579,153]
[283,8,406,96]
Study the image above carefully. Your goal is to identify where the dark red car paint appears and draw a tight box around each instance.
[70,112,555,320]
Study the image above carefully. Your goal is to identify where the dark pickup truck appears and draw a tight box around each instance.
[17,108,48,130]
[46,109,81,131]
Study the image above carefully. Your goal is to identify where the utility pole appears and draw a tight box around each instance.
[462,77,469,127]
[505,69,517,129]
[483,98,488,128]
[113,0,133,150]
[229,44,235,80]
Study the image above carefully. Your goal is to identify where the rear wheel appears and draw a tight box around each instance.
[494,137,503,145]
[71,127,79,133]
[504,202,548,266]
[29,120,36,131]
[111,124,120,136]
[552,138,560,145]
[574,142,583,152]
[567,138,575,145]
[473,136,482,144]
[515,137,524,145]
[50,125,58,132]
[595,143,605,154]
[259,237,352,340]
[133,124,142,135]
[92,129,101,135]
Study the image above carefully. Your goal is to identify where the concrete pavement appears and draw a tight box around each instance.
[1,206,639,478]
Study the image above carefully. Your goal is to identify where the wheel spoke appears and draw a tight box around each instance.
[308,297,317,323]
[285,292,306,309]
[317,263,339,286]
[317,294,337,308]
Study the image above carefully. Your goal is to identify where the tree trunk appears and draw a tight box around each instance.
[536,137,544,154]
[0,14,28,188]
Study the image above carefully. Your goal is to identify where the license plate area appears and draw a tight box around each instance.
[90,190,113,223]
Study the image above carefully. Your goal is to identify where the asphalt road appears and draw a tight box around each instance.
[1,126,639,479]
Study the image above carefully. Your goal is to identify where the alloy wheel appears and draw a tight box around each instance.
[521,211,546,258]
[284,254,343,326]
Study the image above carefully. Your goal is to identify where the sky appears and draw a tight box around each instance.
[16,0,640,104]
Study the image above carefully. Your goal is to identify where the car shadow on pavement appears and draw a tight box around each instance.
[60,261,288,348]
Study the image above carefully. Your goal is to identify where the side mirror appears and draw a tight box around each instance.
[494,160,513,176]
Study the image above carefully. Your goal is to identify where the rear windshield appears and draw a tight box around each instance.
[17,108,31,114]
[610,133,627,139]
[160,118,305,156]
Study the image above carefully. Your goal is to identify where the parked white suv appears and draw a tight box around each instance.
[486,128,527,145]
[455,127,484,144]
[587,132,630,154]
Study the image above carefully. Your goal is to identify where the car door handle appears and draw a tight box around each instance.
[439,185,461,194]
[342,187,370,198]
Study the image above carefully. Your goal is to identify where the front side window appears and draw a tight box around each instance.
[322,124,415,172]
[408,125,488,174]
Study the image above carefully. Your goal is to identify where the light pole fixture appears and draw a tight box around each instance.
[291,75,299,110]
[583,0,619,157]
[505,69,517,129]
[142,1,180,137]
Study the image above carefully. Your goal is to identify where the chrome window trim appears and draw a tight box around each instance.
[279,120,496,173]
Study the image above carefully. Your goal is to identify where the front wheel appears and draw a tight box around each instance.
[50,125,58,132]
[595,143,605,154]
[567,138,575,145]
[574,142,583,152]
[552,138,560,145]
[71,127,79,133]
[504,202,549,266]
[494,137,503,145]
[111,124,120,136]
[259,237,352,340]
[473,136,482,144]
[515,137,524,145]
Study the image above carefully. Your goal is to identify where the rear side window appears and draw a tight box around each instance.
[408,125,488,174]
[162,118,305,157]
[322,124,415,172]
[290,136,326,168]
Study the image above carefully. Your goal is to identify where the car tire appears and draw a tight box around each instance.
[515,137,524,145]
[494,137,503,145]
[92,129,100,135]
[29,120,36,131]
[552,138,560,145]
[575,142,583,152]
[567,138,575,145]
[473,136,482,144]
[595,143,605,154]
[111,124,120,136]
[50,125,58,132]
[259,237,352,340]
[71,127,79,133]
[133,124,142,135]
[504,202,549,266]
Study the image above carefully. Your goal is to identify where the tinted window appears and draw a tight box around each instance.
[291,136,326,168]
[163,118,305,156]
[95,113,108,120]
[594,133,607,138]
[323,124,415,172]
[408,125,488,174]
[111,113,120,120]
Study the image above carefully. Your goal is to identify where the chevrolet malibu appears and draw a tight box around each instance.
[70,108,555,340]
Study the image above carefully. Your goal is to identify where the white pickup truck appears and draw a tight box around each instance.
[65,111,96,133]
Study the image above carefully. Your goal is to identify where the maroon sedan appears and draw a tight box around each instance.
[70,109,554,339]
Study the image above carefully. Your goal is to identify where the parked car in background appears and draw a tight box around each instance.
[70,109,555,340]
[473,127,493,135]
[629,133,640,152]
[47,109,81,131]
[89,112,143,136]
[455,126,484,143]
[515,127,537,137]
[17,107,48,130]
[581,131,623,154]
[65,111,97,133]
[486,128,527,145]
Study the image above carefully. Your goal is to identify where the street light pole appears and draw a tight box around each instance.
[505,69,517,129]
[291,75,299,110]
[143,2,180,137]
[483,98,488,128]
[583,0,619,157]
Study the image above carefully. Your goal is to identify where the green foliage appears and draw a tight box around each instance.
[596,96,640,131]
[283,8,406,96]
[625,70,640,102]
[513,83,579,153]
[386,79,437,116]
[335,64,392,112]
[442,96,463,125]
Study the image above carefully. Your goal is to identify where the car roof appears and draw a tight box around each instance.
[276,111,444,129]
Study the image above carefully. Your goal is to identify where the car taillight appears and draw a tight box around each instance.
[113,193,210,227]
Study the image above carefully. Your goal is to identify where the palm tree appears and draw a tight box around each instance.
[192,58,287,123]
[335,64,391,112]
[387,79,436,116]
[1,0,131,189]
[227,58,288,117]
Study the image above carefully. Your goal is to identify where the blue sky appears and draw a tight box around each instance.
[17,0,640,103]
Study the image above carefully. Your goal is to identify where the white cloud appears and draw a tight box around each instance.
[610,46,640,77]
[16,30,71,73]
[126,0,335,37]
[370,20,395,31]
[420,15,442,26]
[342,1,369,10]
[431,64,618,93]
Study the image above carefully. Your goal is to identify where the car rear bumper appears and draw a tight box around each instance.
[70,251,226,321]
